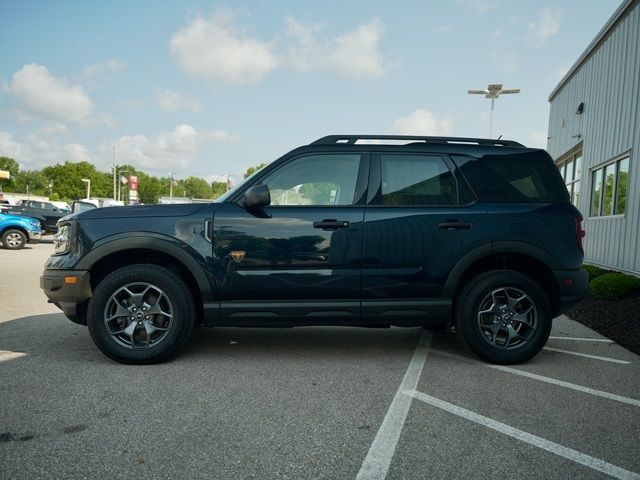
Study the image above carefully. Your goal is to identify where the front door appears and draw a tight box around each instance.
[213,153,368,323]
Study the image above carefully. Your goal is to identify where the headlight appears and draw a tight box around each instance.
[54,224,72,254]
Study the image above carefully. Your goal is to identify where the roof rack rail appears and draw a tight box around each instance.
[310,135,525,148]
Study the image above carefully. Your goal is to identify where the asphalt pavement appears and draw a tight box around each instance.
[1,242,639,479]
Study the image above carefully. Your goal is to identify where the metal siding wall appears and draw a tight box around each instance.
[548,2,640,274]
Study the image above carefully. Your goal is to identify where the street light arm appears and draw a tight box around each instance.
[498,89,521,94]
[467,89,489,94]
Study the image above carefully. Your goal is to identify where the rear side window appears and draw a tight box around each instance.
[377,154,457,206]
[454,152,569,203]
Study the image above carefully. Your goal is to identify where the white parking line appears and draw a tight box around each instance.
[356,331,432,480]
[0,350,27,363]
[549,336,613,343]
[543,347,630,364]
[432,350,640,407]
[404,389,640,480]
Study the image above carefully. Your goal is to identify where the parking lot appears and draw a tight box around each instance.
[1,242,639,479]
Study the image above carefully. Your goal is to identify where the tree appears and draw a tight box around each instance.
[211,181,227,199]
[42,161,111,200]
[244,163,267,179]
[0,156,20,191]
[180,176,214,199]
[12,170,49,196]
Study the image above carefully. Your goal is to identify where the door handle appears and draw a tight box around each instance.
[438,221,472,230]
[313,219,351,230]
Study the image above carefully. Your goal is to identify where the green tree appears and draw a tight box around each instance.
[42,161,111,200]
[12,170,49,195]
[244,163,267,178]
[0,156,20,191]
[180,176,214,199]
[211,181,228,199]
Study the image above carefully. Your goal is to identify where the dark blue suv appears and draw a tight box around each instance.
[41,135,588,365]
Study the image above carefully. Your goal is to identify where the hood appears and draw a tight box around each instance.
[76,203,210,220]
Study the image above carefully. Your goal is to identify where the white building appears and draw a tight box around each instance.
[547,0,639,275]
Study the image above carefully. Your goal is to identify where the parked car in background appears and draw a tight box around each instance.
[6,200,69,234]
[0,212,42,249]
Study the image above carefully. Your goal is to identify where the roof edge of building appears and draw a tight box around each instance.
[548,0,639,102]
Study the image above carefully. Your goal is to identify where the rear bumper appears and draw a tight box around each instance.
[40,269,91,325]
[553,268,589,314]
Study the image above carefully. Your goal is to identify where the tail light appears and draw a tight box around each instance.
[575,216,585,253]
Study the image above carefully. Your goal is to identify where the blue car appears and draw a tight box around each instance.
[0,213,42,250]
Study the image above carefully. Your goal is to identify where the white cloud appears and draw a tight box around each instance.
[528,131,548,149]
[112,124,238,173]
[391,109,453,136]
[8,64,94,124]
[81,58,125,79]
[286,17,386,77]
[527,8,561,45]
[155,89,202,112]
[169,11,276,85]
[459,0,497,14]
[0,131,89,170]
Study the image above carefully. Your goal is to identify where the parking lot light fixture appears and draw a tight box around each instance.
[468,83,521,138]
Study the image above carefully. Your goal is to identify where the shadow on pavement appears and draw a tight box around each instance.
[0,313,475,364]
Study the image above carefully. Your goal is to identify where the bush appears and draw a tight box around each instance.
[582,264,607,281]
[590,273,640,300]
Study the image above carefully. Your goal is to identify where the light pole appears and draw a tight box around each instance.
[168,173,177,198]
[468,83,521,138]
[81,178,91,199]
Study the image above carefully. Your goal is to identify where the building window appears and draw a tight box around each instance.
[557,150,582,206]
[590,154,630,217]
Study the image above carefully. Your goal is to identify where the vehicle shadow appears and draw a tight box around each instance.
[0,313,472,365]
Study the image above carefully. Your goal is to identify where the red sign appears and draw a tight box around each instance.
[129,175,138,191]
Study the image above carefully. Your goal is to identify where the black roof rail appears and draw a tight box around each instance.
[310,135,525,148]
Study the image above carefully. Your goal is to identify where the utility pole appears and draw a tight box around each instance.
[467,83,521,138]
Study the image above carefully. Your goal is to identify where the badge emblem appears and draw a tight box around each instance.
[230,251,246,263]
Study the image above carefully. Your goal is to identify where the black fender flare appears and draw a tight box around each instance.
[76,233,216,305]
[441,241,558,298]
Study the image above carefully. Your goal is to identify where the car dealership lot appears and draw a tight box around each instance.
[1,243,639,479]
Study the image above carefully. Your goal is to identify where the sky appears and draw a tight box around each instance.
[0,0,621,184]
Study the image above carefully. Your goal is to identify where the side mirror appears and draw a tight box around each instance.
[243,184,271,209]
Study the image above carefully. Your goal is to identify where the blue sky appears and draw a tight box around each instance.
[0,0,620,184]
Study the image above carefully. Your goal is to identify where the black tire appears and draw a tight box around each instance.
[2,229,27,250]
[87,264,195,364]
[454,270,552,365]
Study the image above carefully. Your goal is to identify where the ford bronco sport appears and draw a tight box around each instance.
[41,135,588,365]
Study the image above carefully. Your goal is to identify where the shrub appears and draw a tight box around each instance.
[582,264,607,281]
[590,273,640,300]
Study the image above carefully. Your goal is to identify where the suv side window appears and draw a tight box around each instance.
[262,154,361,206]
[377,154,457,206]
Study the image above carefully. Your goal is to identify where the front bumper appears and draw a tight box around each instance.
[553,268,589,314]
[40,269,91,325]
[28,231,42,243]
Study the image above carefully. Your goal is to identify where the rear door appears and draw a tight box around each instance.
[212,152,369,323]
[362,152,491,320]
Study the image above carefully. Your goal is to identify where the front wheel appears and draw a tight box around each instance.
[2,229,27,249]
[87,264,195,364]
[454,270,552,364]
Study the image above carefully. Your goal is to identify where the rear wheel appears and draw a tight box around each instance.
[2,229,27,250]
[87,264,195,364]
[454,270,552,364]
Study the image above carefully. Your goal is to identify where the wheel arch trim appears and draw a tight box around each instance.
[442,241,557,298]
[76,233,216,304]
